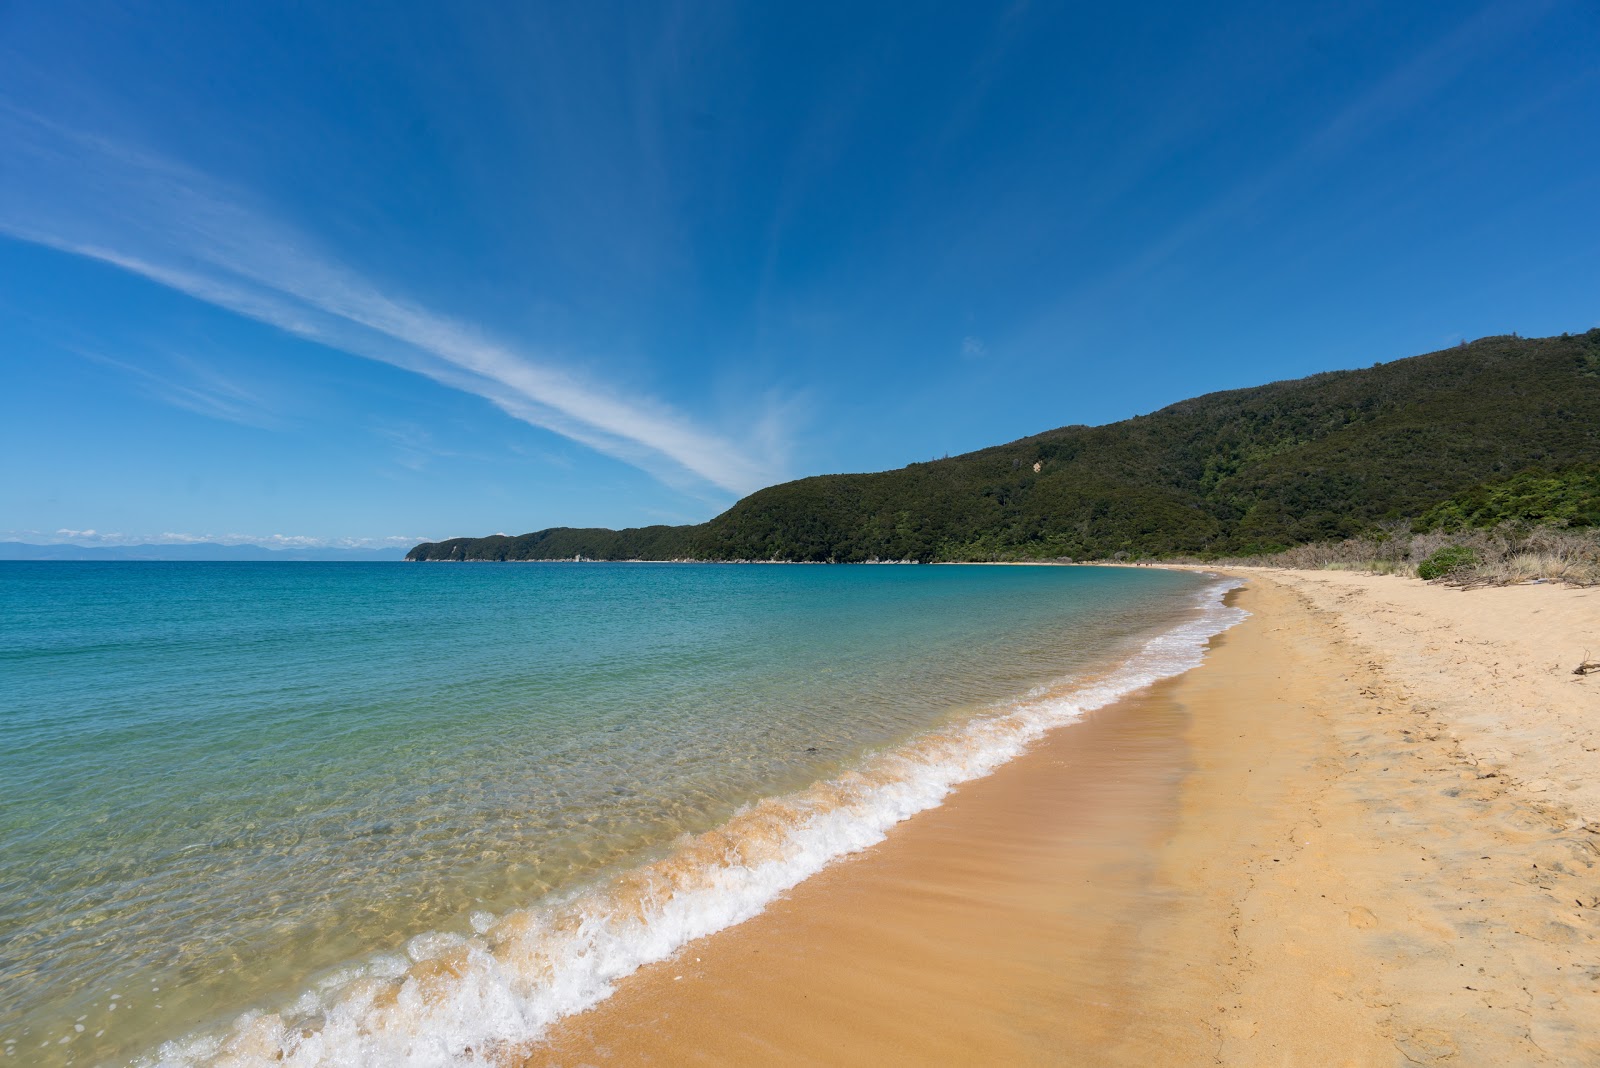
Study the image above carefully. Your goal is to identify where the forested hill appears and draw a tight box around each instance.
[409,330,1600,563]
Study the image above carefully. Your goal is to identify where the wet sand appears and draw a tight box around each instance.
[520,576,1600,1066]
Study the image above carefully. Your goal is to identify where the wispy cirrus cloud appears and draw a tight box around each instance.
[3,528,426,550]
[70,346,282,429]
[1050,0,1562,309]
[0,104,784,497]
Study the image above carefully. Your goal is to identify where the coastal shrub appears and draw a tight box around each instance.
[1416,545,1480,580]
[1178,520,1600,586]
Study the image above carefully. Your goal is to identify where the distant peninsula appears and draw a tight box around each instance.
[408,331,1600,564]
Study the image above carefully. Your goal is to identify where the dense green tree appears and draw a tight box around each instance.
[1415,464,1600,531]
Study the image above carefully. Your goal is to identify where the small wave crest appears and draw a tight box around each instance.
[143,576,1246,1067]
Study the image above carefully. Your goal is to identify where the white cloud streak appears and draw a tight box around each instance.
[2,529,424,549]
[1035,0,1562,319]
[0,105,782,496]
[69,346,281,429]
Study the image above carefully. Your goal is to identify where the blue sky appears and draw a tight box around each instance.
[2,1,1597,549]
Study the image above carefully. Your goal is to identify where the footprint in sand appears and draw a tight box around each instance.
[1394,1028,1457,1063]
[1347,905,1378,928]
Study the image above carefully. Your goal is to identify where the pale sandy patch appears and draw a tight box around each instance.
[1240,569,1600,824]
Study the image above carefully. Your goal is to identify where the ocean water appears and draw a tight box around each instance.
[0,561,1242,1066]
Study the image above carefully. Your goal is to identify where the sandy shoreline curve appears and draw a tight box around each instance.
[518,571,1599,1066]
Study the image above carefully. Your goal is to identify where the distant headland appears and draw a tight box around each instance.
[409,331,1600,564]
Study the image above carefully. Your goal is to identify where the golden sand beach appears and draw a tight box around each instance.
[520,571,1599,1066]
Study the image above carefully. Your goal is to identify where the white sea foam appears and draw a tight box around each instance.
[142,575,1246,1067]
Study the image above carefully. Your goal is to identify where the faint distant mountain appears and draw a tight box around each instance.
[0,542,408,562]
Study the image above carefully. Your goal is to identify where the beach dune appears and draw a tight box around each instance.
[524,572,1600,1065]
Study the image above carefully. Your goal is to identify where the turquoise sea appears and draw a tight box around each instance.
[1,561,1241,1066]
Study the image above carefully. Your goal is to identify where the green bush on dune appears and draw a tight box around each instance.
[1416,545,1481,581]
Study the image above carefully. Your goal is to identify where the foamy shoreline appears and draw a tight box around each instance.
[138,568,1600,1064]
[140,577,1245,1066]
[522,570,1600,1064]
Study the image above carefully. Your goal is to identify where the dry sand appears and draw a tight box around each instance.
[1245,569,1600,824]
[519,572,1600,1066]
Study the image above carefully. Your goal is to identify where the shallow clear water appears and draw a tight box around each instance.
[0,561,1220,1065]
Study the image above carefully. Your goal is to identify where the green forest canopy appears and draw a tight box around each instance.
[1415,463,1600,532]
[409,330,1600,563]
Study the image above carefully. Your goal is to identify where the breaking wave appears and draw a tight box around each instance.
[143,575,1246,1067]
